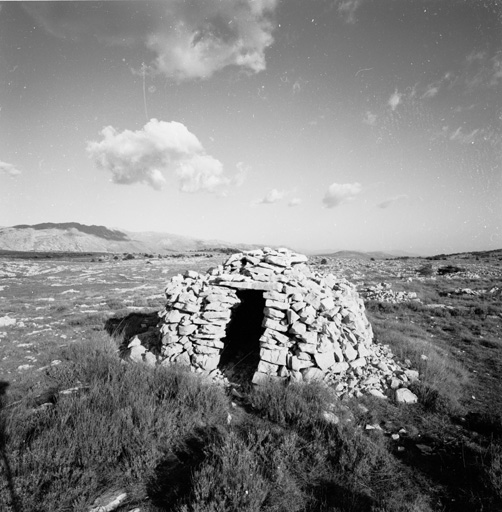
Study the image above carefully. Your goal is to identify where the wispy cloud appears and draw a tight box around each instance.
[335,0,364,24]
[462,50,502,90]
[388,89,402,111]
[322,182,361,208]
[449,127,479,144]
[377,194,408,209]
[421,84,439,99]
[258,188,286,204]
[0,160,21,177]
[87,118,236,193]
[25,0,279,81]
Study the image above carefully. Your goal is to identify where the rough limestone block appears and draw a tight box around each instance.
[219,281,283,292]
[202,310,231,321]
[129,345,146,363]
[264,307,286,320]
[287,310,300,324]
[330,362,349,373]
[332,342,344,362]
[193,344,221,355]
[257,360,279,375]
[289,370,303,382]
[162,333,180,345]
[173,351,191,366]
[289,321,306,336]
[404,369,419,382]
[165,310,183,323]
[299,330,317,345]
[179,291,197,303]
[314,352,336,370]
[200,323,227,335]
[205,294,239,304]
[260,340,278,351]
[304,292,321,309]
[395,388,418,404]
[243,255,260,265]
[299,305,316,319]
[264,255,290,267]
[144,351,157,367]
[357,344,371,358]
[350,357,366,368]
[320,296,335,311]
[178,324,197,336]
[252,372,270,385]
[301,367,324,382]
[278,366,289,378]
[266,329,291,344]
[297,342,317,355]
[291,301,305,313]
[193,353,220,371]
[287,355,300,371]
[173,302,200,314]
[262,318,288,332]
[204,302,229,311]
[248,271,272,282]
[260,348,287,366]
[263,291,289,301]
[265,299,289,310]
[290,253,308,263]
[162,344,184,358]
[316,339,331,354]
[343,343,358,361]
[389,378,401,389]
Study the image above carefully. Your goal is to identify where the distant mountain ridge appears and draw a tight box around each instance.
[0,222,256,254]
[13,222,129,241]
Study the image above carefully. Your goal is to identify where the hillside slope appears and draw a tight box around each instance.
[0,223,254,254]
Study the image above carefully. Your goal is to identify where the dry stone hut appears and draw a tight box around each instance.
[145,247,415,397]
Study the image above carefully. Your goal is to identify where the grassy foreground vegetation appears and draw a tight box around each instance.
[1,325,501,512]
[1,332,432,512]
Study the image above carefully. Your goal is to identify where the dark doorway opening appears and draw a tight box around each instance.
[218,290,265,384]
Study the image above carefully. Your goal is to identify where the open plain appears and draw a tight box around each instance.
[1,249,502,511]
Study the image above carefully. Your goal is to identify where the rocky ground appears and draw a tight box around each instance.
[1,249,502,511]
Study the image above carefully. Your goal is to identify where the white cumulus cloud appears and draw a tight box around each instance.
[258,188,285,204]
[0,160,21,176]
[86,119,233,193]
[323,182,361,208]
[25,0,278,81]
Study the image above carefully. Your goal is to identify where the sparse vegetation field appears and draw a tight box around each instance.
[1,250,502,511]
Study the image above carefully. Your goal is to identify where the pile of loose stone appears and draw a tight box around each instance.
[359,282,420,304]
[129,247,418,400]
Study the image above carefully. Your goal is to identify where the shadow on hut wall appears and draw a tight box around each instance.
[218,290,266,384]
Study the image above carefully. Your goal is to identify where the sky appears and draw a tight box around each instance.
[1,0,501,255]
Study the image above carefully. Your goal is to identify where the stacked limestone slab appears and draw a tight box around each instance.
[151,247,416,397]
